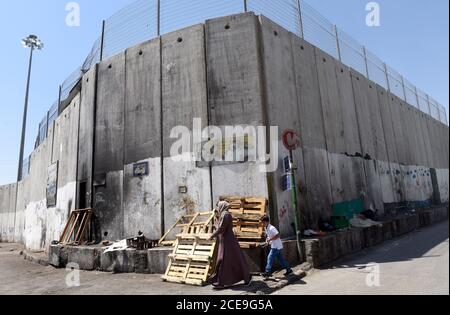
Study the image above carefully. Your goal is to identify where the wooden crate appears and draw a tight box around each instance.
[162,234,216,286]
[159,211,215,247]
[220,196,268,248]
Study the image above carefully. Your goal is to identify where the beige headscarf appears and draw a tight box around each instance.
[216,201,230,215]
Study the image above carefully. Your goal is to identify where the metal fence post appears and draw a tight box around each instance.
[362,46,369,79]
[100,20,106,61]
[383,63,390,92]
[333,25,342,61]
[157,0,161,36]
[57,85,62,115]
[414,86,421,111]
[244,0,248,12]
[400,75,407,102]
[296,0,305,38]
[426,94,432,116]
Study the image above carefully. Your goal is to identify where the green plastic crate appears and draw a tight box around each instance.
[331,216,350,229]
[332,199,364,219]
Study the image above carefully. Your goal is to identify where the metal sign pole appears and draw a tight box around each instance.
[289,149,303,262]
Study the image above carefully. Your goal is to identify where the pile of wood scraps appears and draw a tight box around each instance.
[158,211,215,247]
[59,208,93,245]
[220,196,268,248]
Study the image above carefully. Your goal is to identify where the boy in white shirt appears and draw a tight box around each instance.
[260,215,293,278]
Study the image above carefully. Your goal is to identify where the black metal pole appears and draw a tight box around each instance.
[157,0,161,36]
[17,46,34,182]
[244,0,248,12]
[100,20,106,61]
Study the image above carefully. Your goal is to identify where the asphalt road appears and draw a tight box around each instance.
[1,221,448,295]
[275,220,449,295]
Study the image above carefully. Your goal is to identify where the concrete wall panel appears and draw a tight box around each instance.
[125,39,161,164]
[291,36,327,150]
[328,153,366,204]
[362,160,384,213]
[95,53,126,174]
[207,13,264,126]
[351,71,388,161]
[93,171,124,241]
[163,156,212,234]
[376,86,398,163]
[207,13,268,206]
[259,16,306,236]
[388,95,409,165]
[123,158,162,240]
[77,67,97,192]
[315,49,346,154]
[334,64,362,155]
[302,147,333,228]
[23,123,54,251]
[436,168,449,203]
[161,24,212,232]
[48,96,80,246]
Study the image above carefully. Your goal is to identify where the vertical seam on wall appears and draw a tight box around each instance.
[289,34,307,229]
[203,23,214,210]
[349,71,369,202]
[159,36,165,237]
[312,47,334,210]
[376,89,400,203]
[255,15,278,227]
[122,51,127,238]
[75,90,82,210]
[92,65,99,210]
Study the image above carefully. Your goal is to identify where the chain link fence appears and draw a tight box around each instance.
[29,0,448,178]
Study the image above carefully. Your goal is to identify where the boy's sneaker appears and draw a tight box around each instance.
[284,269,293,277]
[260,272,272,279]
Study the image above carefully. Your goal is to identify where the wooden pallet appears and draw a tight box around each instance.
[59,209,93,245]
[162,234,216,286]
[220,196,268,248]
[159,211,215,247]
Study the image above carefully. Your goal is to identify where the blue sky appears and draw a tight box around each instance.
[0,0,448,185]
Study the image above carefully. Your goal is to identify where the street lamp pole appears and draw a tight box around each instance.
[17,35,43,182]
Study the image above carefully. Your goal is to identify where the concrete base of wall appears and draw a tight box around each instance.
[303,205,449,268]
[49,245,173,274]
[46,205,448,274]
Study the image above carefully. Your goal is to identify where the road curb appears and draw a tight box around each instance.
[20,250,50,267]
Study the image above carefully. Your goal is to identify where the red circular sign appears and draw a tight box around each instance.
[282,129,300,150]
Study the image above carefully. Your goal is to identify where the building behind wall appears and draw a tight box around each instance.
[0,13,449,251]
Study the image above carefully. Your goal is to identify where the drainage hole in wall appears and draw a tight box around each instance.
[104,231,109,237]
[225,24,230,30]
[274,31,278,36]
[139,50,143,55]
[177,37,183,43]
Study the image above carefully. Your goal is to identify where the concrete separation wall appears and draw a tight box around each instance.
[1,12,448,249]
[206,13,269,206]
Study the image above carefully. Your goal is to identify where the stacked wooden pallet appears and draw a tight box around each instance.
[219,196,268,248]
[161,211,216,286]
[161,233,216,286]
[59,209,93,246]
[158,211,215,247]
